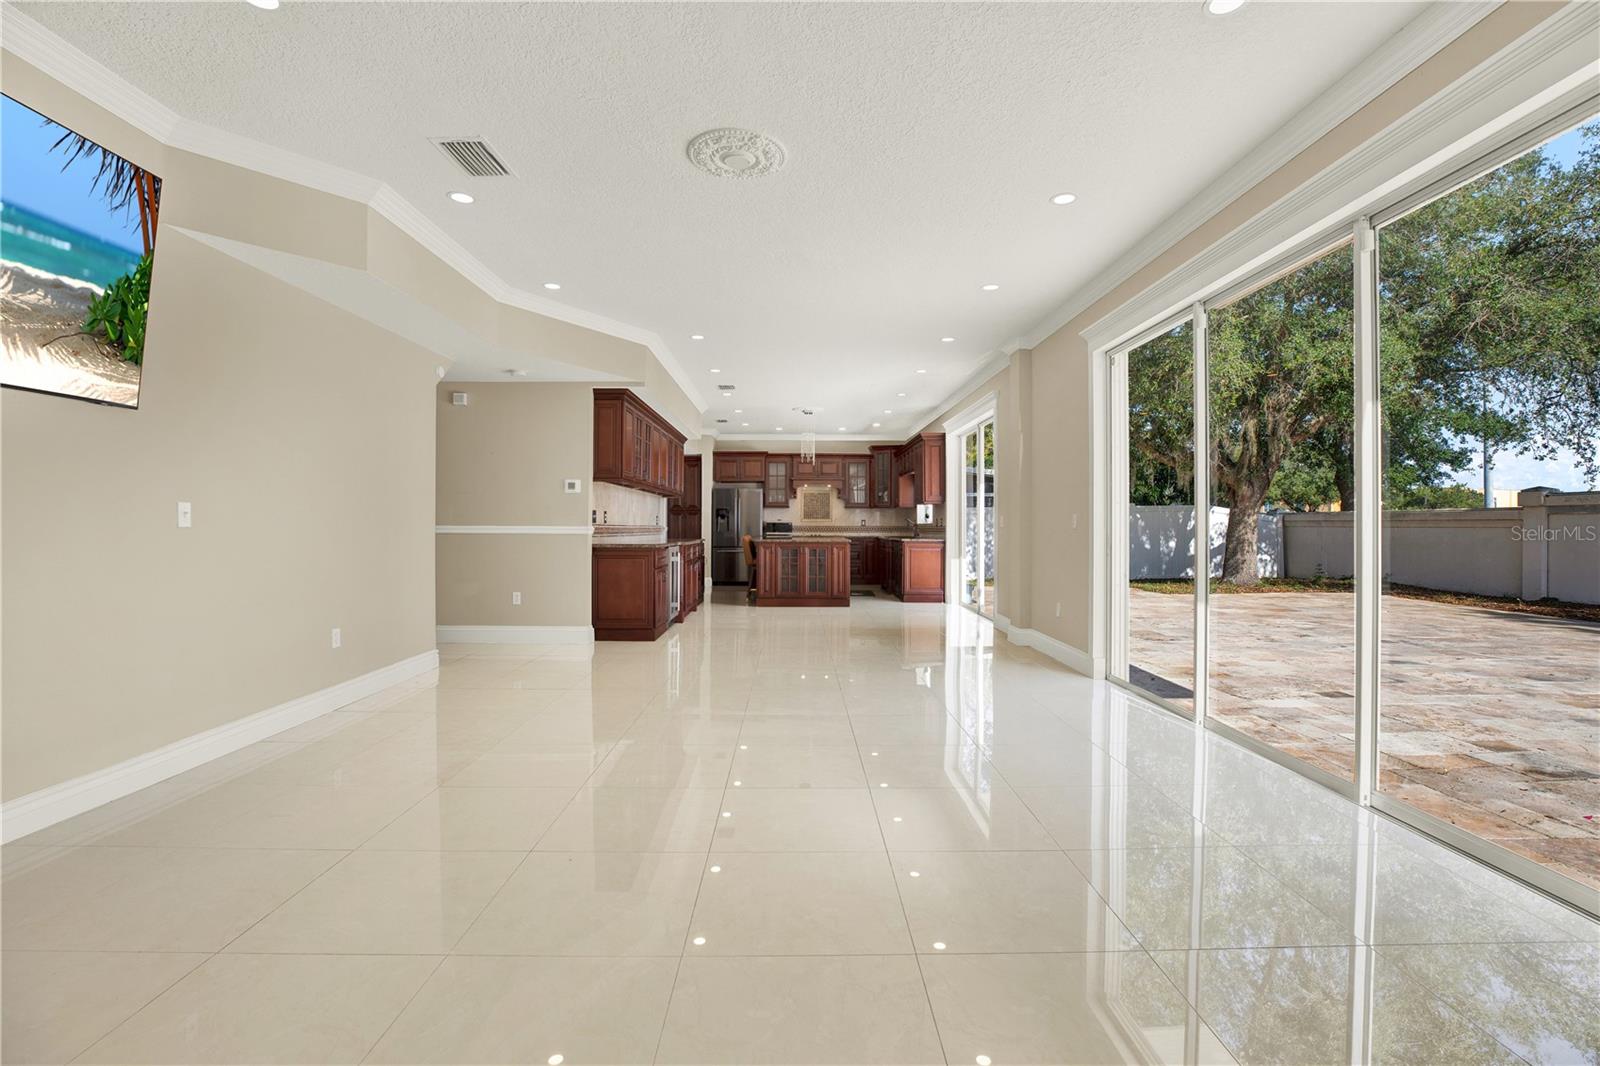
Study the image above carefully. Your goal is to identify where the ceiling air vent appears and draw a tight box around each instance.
[716,384,737,392]
[432,138,512,178]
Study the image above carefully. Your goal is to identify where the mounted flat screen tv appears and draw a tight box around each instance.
[1,94,162,409]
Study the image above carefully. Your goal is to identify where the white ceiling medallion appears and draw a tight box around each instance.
[687,128,787,179]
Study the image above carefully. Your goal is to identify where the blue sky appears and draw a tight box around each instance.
[1,94,148,253]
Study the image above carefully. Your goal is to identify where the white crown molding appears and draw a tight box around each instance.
[708,433,900,444]
[435,525,591,535]
[1080,1,1600,356]
[0,649,439,843]
[437,625,596,645]
[1015,0,1500,354]
[0,3,706,417]
[928,350,1013,429]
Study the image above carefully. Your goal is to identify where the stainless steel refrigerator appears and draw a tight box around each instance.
[711,485,763,585]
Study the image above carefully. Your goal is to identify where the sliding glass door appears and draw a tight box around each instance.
[1110,106,1599,909]
[1375,115,1600,893]
[1206,241,1357,781]
[959,417,997,618]
[1124,321,1197,715]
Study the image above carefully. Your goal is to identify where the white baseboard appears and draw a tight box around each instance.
[0,649,439,844]
[437,625,595,645]
[1005,625,1104,679]
[994,612,1013,633]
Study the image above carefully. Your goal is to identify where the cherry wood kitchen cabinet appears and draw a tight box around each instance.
[676,540,705,621]
[870,446,896,508]
[592,544,671,640]
[595,539,704,640]
[713,451,767,483]
[594,389,686,498]
[754,539,850,606]
[877,537,943,602]
[794,455,845,485]
[843,456,871,507]
[669,456,702,540]
[892,433,945,506]
[764,455,793,508]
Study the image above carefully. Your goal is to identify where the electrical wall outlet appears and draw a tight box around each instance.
[1071,513,1078,530]
[331,627,342,649]
[177,501,192,528]
[512,591,522,605]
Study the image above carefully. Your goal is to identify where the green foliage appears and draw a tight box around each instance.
[1127,323,1195,506]
[83,253,152,365]
[1389,483,1485,509]
[1127,120,1600,581]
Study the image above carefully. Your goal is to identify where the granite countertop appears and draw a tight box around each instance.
[592,537,704,550]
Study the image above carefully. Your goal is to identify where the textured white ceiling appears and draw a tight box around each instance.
[16,1,1430,436]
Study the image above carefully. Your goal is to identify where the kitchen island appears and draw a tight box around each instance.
[753,537,850,607]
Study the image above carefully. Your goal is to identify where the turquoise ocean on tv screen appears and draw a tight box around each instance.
[0,201,142,289]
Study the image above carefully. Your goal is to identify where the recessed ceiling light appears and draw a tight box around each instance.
[872,422,881,428]
[734,408,743,413]
[447,191,474,204]
[691,334,705,340]
[897,392,907,397]
[741,422,749,427]
[1205,0,1245,12]
[980,283,1000,291]
[775,426,783,431]
[542,282,561,290]
[1051,192,1077,205]
[838,426,847,432]
[710,368,721,373]
[941,337,955,343]
[916,368,928,374]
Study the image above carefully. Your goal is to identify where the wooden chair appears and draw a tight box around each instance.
[741,535,758,602]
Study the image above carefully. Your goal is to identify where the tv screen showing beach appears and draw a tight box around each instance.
[2,94,162,408]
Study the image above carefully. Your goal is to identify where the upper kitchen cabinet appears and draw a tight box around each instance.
[879,433,946,506]
[764,454,793,508]
[793,454,845,484]
[870,446,896,508]
[593,388,687,498]
[712,451,767,483]
[906,432,944,505]
[843,456,871,507]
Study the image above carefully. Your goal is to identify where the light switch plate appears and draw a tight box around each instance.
[331,627,342,649]
[177,501,192,528]
[564,478,582,493]
[512,591,522,605]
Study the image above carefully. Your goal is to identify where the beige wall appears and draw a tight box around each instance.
[434,383,595,628]
[2,234,438,802]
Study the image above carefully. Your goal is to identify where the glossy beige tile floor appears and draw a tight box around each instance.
[4,590,1597,1064]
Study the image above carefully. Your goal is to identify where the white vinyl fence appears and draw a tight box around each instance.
[1133,488,1599,604]
[1128,505,1282,580]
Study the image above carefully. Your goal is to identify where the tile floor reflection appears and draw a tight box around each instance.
[2,590,1595,1064]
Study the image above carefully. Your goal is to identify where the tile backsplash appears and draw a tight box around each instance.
[592,482,666,541]
[762,485,918,526]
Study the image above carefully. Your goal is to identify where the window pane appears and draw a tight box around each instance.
[982,420,996,617]
[1378,118,1600,892]
[1208,241,1356,778]
[963,430,980,607]
[1127,320,1196,714]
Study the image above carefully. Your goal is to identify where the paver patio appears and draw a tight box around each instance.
[1129,588,1600,891]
